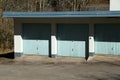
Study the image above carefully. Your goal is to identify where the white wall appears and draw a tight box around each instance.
[14,35,23,53]
[110,0,120,11]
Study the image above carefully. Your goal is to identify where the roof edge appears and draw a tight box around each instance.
[3,11,120,18]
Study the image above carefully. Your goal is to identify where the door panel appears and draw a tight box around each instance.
[57,24,88,57]
[95,24,120,55]
[23,23,51,55]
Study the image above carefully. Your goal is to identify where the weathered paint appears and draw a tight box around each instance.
[95,24,120,55]
[23,23,51,56]
[57,24,89,57]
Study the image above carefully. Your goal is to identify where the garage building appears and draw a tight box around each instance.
[3,0,120,58]
[3,11,120,59]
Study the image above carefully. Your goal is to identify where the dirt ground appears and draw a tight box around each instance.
[0,55,120,80]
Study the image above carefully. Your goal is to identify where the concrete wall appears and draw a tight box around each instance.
[51,23,57,57]
[14,19,23,57]
[110,0,120,11]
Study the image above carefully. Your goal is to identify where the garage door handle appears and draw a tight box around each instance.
[72,49,73,51]
[112,48,114,50]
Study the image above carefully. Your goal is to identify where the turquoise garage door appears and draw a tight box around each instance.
[95,24,120,55]
[57,24,89,57]
[23,23,51,56]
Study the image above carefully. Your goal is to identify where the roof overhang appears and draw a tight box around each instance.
[3,11,120,18]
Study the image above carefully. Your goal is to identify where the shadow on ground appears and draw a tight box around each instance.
[0,52,14,59]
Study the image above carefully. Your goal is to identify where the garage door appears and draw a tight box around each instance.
[23,23,51,56]
[95,24,120,55]
[57,24,89,57]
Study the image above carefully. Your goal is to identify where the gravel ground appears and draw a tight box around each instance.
[0,55,120,80]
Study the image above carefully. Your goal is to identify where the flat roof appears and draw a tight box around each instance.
[3,11,120,18]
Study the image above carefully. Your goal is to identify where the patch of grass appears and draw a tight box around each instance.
[44,62,56,64]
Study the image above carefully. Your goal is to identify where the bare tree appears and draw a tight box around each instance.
[1,0,109,12]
